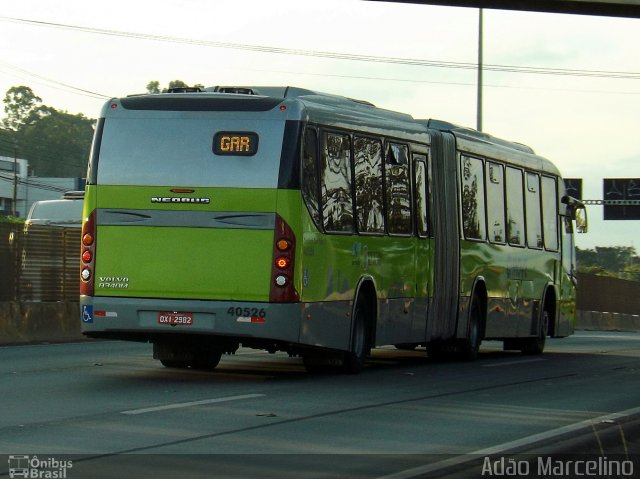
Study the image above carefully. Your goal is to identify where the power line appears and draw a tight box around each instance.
[0,174,71,193]
[1,15,639,81]
[0,61,111,100]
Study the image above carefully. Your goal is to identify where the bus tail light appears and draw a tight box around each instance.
[80,210,96,296]
[270,214,299,303]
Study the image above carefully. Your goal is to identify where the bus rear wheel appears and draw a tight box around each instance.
[341,296,369,374]
[520,309,549,355]
[460,294,483,361]
[189,351,223,370]
[160,360,190,369]
[155,342,222,370]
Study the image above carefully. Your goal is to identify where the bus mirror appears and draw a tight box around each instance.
[575,205,588,233]
[561,195,587,233]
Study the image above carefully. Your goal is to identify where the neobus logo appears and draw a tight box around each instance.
[151,197,211,204]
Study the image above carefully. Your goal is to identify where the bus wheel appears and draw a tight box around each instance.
[160,360,190,369]
[521,309,549,355]
[342,296,370,374]
[460,294,482,361]
[302,353,341,374]
[190,350,223,370]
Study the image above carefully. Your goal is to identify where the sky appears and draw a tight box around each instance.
[0,0,638,249]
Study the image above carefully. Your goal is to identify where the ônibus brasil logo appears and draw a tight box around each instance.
[8,455,73,478]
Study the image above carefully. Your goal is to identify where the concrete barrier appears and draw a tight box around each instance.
[577,310,640,332]
[0,301,84,345]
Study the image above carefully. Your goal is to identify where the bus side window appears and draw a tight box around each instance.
[460,155,486,241]
[414,155,429,237]
[525,172,543,249]
[321,132,354,233]
[506,166,525,247]
[385,143,412,235]
[302,128,321,228]
[541,176,559,251]
[354,136,384,234]
[486,161,506,244]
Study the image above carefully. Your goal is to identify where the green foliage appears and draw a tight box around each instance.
[146,81,160,94]
[146,80,205,93]
[0,127,15,157]
[168,80,189,90]
[0,215,25,224]
[577,245,640,282]
[2,86,95,177]
[2,86,43,131]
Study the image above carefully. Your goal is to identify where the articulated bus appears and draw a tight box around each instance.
[80,86,586,373]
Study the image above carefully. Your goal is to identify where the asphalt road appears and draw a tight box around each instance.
[0,331,638,478]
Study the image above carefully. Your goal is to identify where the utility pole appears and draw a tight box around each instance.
[477,8,484,132]
[12,141,18,217]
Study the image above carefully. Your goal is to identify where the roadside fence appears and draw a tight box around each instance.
[0,223,80,302]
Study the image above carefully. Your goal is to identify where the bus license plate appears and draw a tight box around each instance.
[158,312,193,326]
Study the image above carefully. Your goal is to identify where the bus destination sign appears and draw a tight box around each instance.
[213,131,259,156]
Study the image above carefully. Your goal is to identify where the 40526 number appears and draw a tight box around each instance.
[227,307,266,318]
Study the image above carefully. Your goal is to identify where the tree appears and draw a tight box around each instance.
[0,127,16,157]
[146,80,205,93]
[146,81,160,94]
[2,86,42,131]
[577,245,640,281]
[168,80,189,90]
[2,86,96,177]
[17,107,95,177]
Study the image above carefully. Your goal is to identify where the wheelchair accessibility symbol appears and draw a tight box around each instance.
[82,305,93,323]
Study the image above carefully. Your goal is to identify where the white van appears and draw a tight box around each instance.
[25,191,84,229]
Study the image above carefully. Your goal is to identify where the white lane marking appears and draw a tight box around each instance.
[376,405,640,479]
[482,358,547,367]
[121,393,265,415]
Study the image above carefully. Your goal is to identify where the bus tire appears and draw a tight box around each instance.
[460,294,483,361]
[342,295,370,374]
[427,342,451,361]
[160,360,190,369]
[190,350,223,370]
[521,309,549,355]
[302,353,340,374]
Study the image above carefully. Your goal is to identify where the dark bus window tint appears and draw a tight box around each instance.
[506,167,525,246]
[301,128,320,227]
[414,156,429,237]
[460,156,486,240]
[321,132,353,232]
[386,143,412,235]
[354,136,384,234]
[541,175,559,251]
[485,162,506,243]
[525,172,543,249]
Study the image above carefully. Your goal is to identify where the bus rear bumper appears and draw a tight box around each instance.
[80,296,304,347]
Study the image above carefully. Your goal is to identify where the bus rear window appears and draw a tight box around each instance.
[97,118,283,187]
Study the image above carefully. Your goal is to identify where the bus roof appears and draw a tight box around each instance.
[115,86,428,144]
[418,118,562,177]
[110,86,561,177]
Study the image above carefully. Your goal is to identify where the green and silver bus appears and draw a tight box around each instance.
[80,86,586,373]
